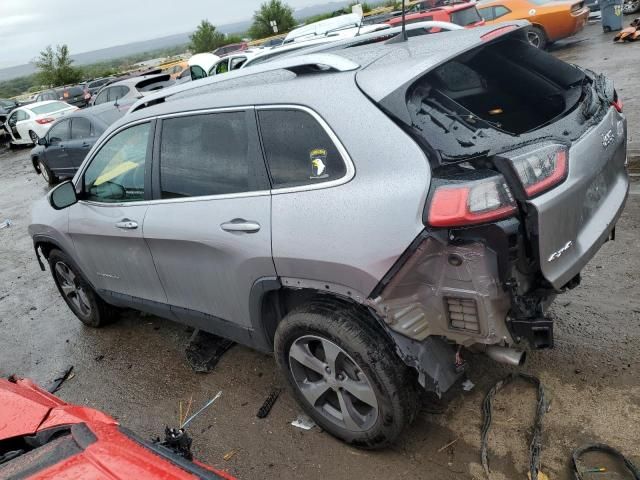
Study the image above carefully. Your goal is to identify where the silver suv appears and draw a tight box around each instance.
[30,22,628,448]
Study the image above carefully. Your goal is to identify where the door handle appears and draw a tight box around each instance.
[220,219,261,233]
[115,220,138,230]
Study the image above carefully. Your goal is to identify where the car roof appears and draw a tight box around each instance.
[105,73,170,88]
[122,21,526,125]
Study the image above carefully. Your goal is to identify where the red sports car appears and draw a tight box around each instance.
[386,2,486,28]
[0,377,236,480]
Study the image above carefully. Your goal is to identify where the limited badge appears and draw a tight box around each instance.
[310,148,328,179]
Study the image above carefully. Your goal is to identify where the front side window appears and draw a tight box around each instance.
[159,112,254,198]
[48,120,70,143]
[214,60,229,75]
[257,109,346,189]
[83,123,150,203]
[71,118,92,139]
[230,57,247,70]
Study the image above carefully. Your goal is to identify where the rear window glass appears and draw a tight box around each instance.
[29,102,70,114]
[64,86,84,96]
[451,7,482,25]
[159,112,253,198]
[258,109,346,189]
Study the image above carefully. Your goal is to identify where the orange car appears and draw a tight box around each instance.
[162,61,189,80]
[476,0,589,48]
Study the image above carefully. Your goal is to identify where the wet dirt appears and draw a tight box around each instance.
[1,22,639,479]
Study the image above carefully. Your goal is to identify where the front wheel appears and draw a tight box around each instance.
[526,26,548,49]
[274,302,419,448]
[48,249,118,327]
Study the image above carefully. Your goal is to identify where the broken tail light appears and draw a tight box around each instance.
[428,175,516,227]
[35,117,55,125]
[507,144,568,198]
[612,90,623,113]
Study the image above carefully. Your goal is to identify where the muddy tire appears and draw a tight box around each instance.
[526,26,548,49]
[274,301,419,449]
[48,249,117,328]
[38,160,57,185]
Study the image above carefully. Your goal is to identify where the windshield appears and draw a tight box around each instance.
[29,102,71,115]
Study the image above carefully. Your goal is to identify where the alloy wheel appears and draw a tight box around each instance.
[54,261,92,317]
[527,31,541,48]
[288,335,379,432]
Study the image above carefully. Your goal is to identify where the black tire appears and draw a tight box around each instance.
[274,301,419,449]
[48,249,117,327]
[38,159,57,185]
[526,26,548,49]
[29,130,38,145]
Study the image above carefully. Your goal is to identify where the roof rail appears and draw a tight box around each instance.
[129,53,359,114]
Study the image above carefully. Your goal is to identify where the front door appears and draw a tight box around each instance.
[44,120,74,176]
[7,110,28,141]
[67,121,167,304]
[143,109,275,328]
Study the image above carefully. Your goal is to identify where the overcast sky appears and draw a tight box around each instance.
[0,0,326,68]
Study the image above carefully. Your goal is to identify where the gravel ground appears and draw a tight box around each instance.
[1,22,639,480]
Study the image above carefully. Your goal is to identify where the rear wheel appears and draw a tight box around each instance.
[38,159,57,185]
[29,130,38,145]
[48,249,117,327]
[274,301,419,448]
[526,26,548,49]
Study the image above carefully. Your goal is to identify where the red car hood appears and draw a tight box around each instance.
[0,379,235,480]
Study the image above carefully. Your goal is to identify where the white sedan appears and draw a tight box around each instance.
[4,101,77,146]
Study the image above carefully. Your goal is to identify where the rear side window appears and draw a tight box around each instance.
[257,109,346,189]
[159,112,257,198]
[71,118,92,138]
[451,7,482,25]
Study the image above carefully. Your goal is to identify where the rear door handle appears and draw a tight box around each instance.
[115,220,138,230]
[220,219,261,233]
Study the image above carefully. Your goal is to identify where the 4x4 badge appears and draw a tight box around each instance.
[548,241,573,262]
[602,129,615,149]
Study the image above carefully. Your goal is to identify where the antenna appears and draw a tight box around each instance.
[388,0,408,43]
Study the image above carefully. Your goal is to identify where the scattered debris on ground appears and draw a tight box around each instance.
[614,18,640,42]
[256,388,281,419]
[46,365,74,393]
[185,329,234,373]
[0,219,12,230]
[291,413,316,430]
[573,444,640,479]
[481,374,548,480]
[223,449,239,461]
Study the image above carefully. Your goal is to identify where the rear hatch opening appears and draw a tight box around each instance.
[413,36,586,136]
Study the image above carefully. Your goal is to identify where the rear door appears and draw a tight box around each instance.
[68,121,167,304]
[143,108,274,332]
[44,120,74,175]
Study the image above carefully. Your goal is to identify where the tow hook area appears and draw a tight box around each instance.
[505,280,555,349]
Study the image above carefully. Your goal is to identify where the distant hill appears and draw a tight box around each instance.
[0,1,352,82]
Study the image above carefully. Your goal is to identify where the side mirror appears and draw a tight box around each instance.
[38,137,48,146]
[49,181,78,210]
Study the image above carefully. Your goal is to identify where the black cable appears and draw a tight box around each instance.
[572,443,640,480]
[481,373,547,480]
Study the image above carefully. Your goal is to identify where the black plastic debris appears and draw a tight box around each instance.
[157,427,193,460]
[47,365,74,393]
[257,389,281,419]
[185,330,234,373]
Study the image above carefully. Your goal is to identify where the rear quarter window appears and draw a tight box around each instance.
[257,109,347,189]
[451,7,482,25]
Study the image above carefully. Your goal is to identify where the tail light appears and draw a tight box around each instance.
[506,144,568,197]
[613,90,623,113]
[428,175,516,227]
[35,117,55,125]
